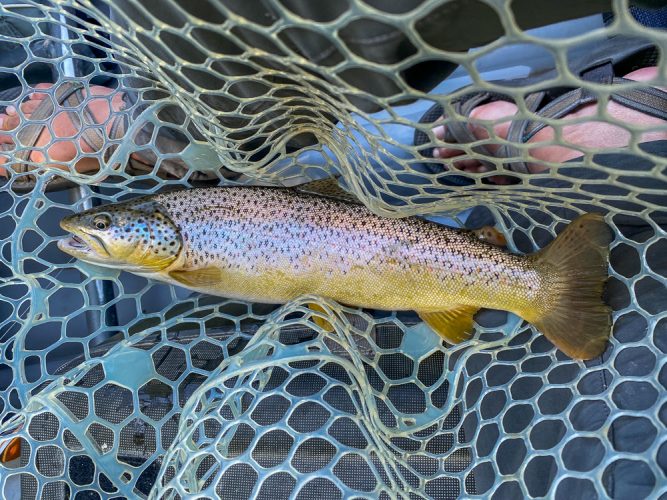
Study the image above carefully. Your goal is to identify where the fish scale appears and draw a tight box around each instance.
[58,185,613,360]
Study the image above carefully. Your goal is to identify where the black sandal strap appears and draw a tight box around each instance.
[450,95,495,153]
[104,111,129,163]
[413,38,665,175]
[610,78,667,121]
[497,91,547,174]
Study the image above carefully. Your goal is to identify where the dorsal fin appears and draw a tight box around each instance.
[294,177,361,205]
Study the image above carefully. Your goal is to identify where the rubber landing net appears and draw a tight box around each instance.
[0,1,665,499]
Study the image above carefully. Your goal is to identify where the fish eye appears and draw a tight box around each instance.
[93,214,111,231]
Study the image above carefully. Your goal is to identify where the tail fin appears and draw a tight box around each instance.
[531,213,613,360]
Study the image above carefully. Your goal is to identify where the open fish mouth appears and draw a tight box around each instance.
[68,234,88,249]
[57,232,111,261]
[58,234,89,252]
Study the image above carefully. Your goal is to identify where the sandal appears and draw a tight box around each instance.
[413,36,667,175]
[0,82,239,191]
[0,80,136,192]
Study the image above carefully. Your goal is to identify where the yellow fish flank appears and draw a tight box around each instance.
[58,186,613,360]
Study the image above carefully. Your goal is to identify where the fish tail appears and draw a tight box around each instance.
[530,213,613,360]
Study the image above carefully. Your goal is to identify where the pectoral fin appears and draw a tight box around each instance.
[169,267,221,288]
[417,306,479,344]
[308,302,334,332]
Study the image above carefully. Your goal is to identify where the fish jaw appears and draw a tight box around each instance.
[58,216,117,266]
[56,233,129,268]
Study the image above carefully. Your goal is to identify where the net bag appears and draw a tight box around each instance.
[0,1,665,499]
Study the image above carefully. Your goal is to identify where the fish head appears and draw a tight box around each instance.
[58,198,182,273]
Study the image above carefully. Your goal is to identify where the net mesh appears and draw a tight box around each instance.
[0,1,665,499]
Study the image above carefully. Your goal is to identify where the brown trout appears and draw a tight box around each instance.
[57,185,613,360]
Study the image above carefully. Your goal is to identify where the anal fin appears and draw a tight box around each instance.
[0,437,21,463]
[169,267,222,288]
[418,306,479,344]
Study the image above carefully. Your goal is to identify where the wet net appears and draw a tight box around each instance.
[0,1,665,499]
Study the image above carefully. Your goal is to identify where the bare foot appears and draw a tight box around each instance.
[0,83,125,178]
[432,67,667,183]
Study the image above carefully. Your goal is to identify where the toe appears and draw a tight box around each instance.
[0,115,13,143]
[28,83,53,101]
[434,146,466,159]
[20,99,41,115]
[28,92,48,101]
[488,175,515,185]
[1,113,19,130]
[31,83,53,93]
[468,101,517,143]
[452,158,487,172]
[433,124,446,140]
